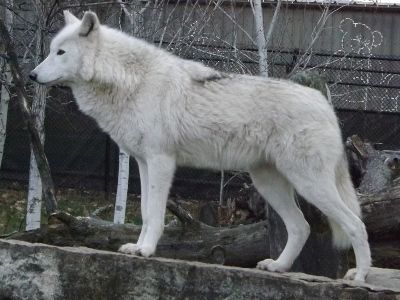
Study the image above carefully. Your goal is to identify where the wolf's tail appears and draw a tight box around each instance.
[328,153,361,249]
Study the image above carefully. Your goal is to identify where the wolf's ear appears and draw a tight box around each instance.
[79,11,100,37]
[63,10,79,25]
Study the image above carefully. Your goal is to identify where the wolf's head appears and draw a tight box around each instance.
[30,11,100,85]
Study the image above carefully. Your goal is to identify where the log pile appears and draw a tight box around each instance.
[7,180,399,275]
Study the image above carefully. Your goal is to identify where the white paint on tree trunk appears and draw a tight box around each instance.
[114,150,130,224]
[26,155,43,230]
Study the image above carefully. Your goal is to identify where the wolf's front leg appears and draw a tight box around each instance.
[119,158,148,255]
[135,155,176,257]
[136,159,148,246]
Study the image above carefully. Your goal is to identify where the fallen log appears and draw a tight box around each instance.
[359,185,400,241]
[8,211,268,267]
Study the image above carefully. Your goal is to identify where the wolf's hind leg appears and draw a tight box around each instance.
[282,169,371,282]
[249,166,310,272]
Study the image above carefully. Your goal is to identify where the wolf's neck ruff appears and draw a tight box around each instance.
[70,29,156,115]
[85,33,149,89]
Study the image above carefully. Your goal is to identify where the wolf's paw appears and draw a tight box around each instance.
[256,259,289,273]
[135,245,155,258]
[344,268,367,282]
[118,243,140,255]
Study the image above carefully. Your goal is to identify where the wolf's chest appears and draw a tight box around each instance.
[74,92,146,157]
[98,112,145,156]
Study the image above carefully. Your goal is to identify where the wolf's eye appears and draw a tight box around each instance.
[57,49,65,55]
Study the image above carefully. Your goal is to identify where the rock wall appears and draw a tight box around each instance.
[0,239,399,300]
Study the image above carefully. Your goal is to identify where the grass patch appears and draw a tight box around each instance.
[0,187,27,234]
[0,182,204,236]
[0,185,143,235]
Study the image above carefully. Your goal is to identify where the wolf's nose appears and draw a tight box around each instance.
[29,71,37,81]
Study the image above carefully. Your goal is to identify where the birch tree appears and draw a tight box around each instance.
[114,149,130,224]
[26,1,50,231]
[0,0,13,168]
[251,0,268,77]
[251,0,282,77]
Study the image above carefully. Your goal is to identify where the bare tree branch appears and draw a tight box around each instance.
[265,0,282,47]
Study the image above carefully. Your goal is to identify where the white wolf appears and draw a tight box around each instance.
[30,11,371,281]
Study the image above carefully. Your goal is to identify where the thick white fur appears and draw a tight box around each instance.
[31,11,371,281]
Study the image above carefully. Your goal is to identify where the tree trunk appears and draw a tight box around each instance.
[26,79,47,230]
[26,4,48,230]
[0,0,13,168]
[251,0,282,77]
[251,0,268,77]
[113,150,130,224]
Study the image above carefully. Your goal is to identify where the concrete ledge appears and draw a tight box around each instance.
[0,239,399,300]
